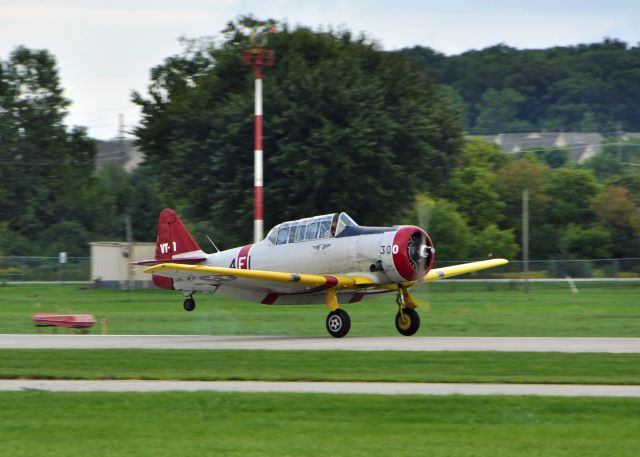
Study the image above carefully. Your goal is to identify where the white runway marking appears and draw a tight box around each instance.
[1,334,640,353]
[3,379,640,397]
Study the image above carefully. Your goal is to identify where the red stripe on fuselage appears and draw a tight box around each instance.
[152,274,174,290]
[261,293,278,304]
[236,244,253,270]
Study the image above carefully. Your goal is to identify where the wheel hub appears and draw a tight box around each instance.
[397,313,411,330]
[328,315,342,331]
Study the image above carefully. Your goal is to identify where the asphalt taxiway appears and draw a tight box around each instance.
[1,334,640,352]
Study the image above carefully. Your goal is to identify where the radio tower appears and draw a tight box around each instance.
[242,26,276,243]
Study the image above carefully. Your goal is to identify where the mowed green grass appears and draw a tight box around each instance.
[1,392,639,457]
[1,284,638,456]
[2,349,640,384]
[0,282,638,336]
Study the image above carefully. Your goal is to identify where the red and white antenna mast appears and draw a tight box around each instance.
[242,26,276,243]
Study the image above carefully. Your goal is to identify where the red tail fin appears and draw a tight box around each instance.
[155,208,203,260]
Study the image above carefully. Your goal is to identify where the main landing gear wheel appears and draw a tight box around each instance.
[395,307,420,336]
[326,309,351,338]
[183,297,196,312]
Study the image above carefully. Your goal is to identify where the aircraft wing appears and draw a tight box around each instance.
[424,258,508,281]
[144,263,375,294]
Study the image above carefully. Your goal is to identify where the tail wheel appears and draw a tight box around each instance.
[183,297,196,312]
[395,307,420,336]
[326,309,351,338]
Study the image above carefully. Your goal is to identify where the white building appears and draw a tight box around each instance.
[474,132,604,163]
[90,242,155,288]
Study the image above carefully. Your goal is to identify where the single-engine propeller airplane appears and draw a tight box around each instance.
[136,208,507,337]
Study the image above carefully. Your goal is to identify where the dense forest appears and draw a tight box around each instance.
[1,20,639,266]
[400,40,640,134]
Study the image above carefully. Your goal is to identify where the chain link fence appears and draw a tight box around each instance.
[1,256,639,284]
[0,257,90,283]
[435,258,640,280]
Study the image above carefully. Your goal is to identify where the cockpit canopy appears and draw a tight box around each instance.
[266,212,358,245]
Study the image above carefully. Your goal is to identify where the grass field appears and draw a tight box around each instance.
[1,283,638,456]
[1,392,639,457]
[1,349,639,384]
[1,282,639,336]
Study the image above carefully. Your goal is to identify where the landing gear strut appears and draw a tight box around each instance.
[394,288,420,336]
[325,288,351,338]
[183,296,196,312]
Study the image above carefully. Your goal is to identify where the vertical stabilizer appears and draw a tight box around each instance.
[155,208,203,261]
[151,208,206,290]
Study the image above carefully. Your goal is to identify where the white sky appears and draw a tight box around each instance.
[1,0,639,140]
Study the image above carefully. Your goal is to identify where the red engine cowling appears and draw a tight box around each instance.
[379,226,435,283]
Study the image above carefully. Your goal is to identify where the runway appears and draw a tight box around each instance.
[2,379,640,397]
[2,334,640,352]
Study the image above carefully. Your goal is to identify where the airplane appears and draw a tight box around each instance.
[136,208,508,338]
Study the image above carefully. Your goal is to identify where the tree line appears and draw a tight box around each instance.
[0,47,163,256]
[400,40,640,134]
[1,19,639,263]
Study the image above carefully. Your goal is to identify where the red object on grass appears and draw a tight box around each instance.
[32,314,96,329]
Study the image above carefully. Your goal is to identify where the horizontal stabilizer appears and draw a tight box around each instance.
[133,257,206,266]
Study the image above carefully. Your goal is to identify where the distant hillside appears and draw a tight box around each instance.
[399,39,640,134]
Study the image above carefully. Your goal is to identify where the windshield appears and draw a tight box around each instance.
[335,212,357,236]
[265,212,359,245]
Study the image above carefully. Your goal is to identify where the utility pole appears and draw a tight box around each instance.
[125,215,133,291]
[522,189,529,293]
[616,122,622,163]
[118,114,126,162]
[242,26,276,243]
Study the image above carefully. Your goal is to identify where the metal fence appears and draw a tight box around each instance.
[435,258,640,279]
[0,256,90,283]
[1,256,639,284]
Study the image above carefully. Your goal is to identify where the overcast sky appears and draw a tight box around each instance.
[1,0,639,140]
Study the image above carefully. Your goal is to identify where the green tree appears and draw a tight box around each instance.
[424,199,473,261]
[545,168,601,227]
[591,185,640,257]
[583,152,624,181]
[128,165,167,241]
[134,19,463,247]
[606,175,640,205]
[0,223,31,256]
[475,88,531,133]
[449,166,505,230]
[461,138,509,171]
[495,157,553,259]
[495,156,549,228]
[38,220,91,257]
[557,224,613,259]
[86,163,133,239]
[470,224,519,260]
[519,147,569,169]
[403,39,640,132]
[0,46,97,254]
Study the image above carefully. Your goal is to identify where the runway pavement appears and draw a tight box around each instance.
[2,334,640,352]
[2,379,640,397]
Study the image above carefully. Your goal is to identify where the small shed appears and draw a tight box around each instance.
[90,242,155,289]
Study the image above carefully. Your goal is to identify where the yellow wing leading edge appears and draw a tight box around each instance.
[424,258,509,281]
[145,263,375,290]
